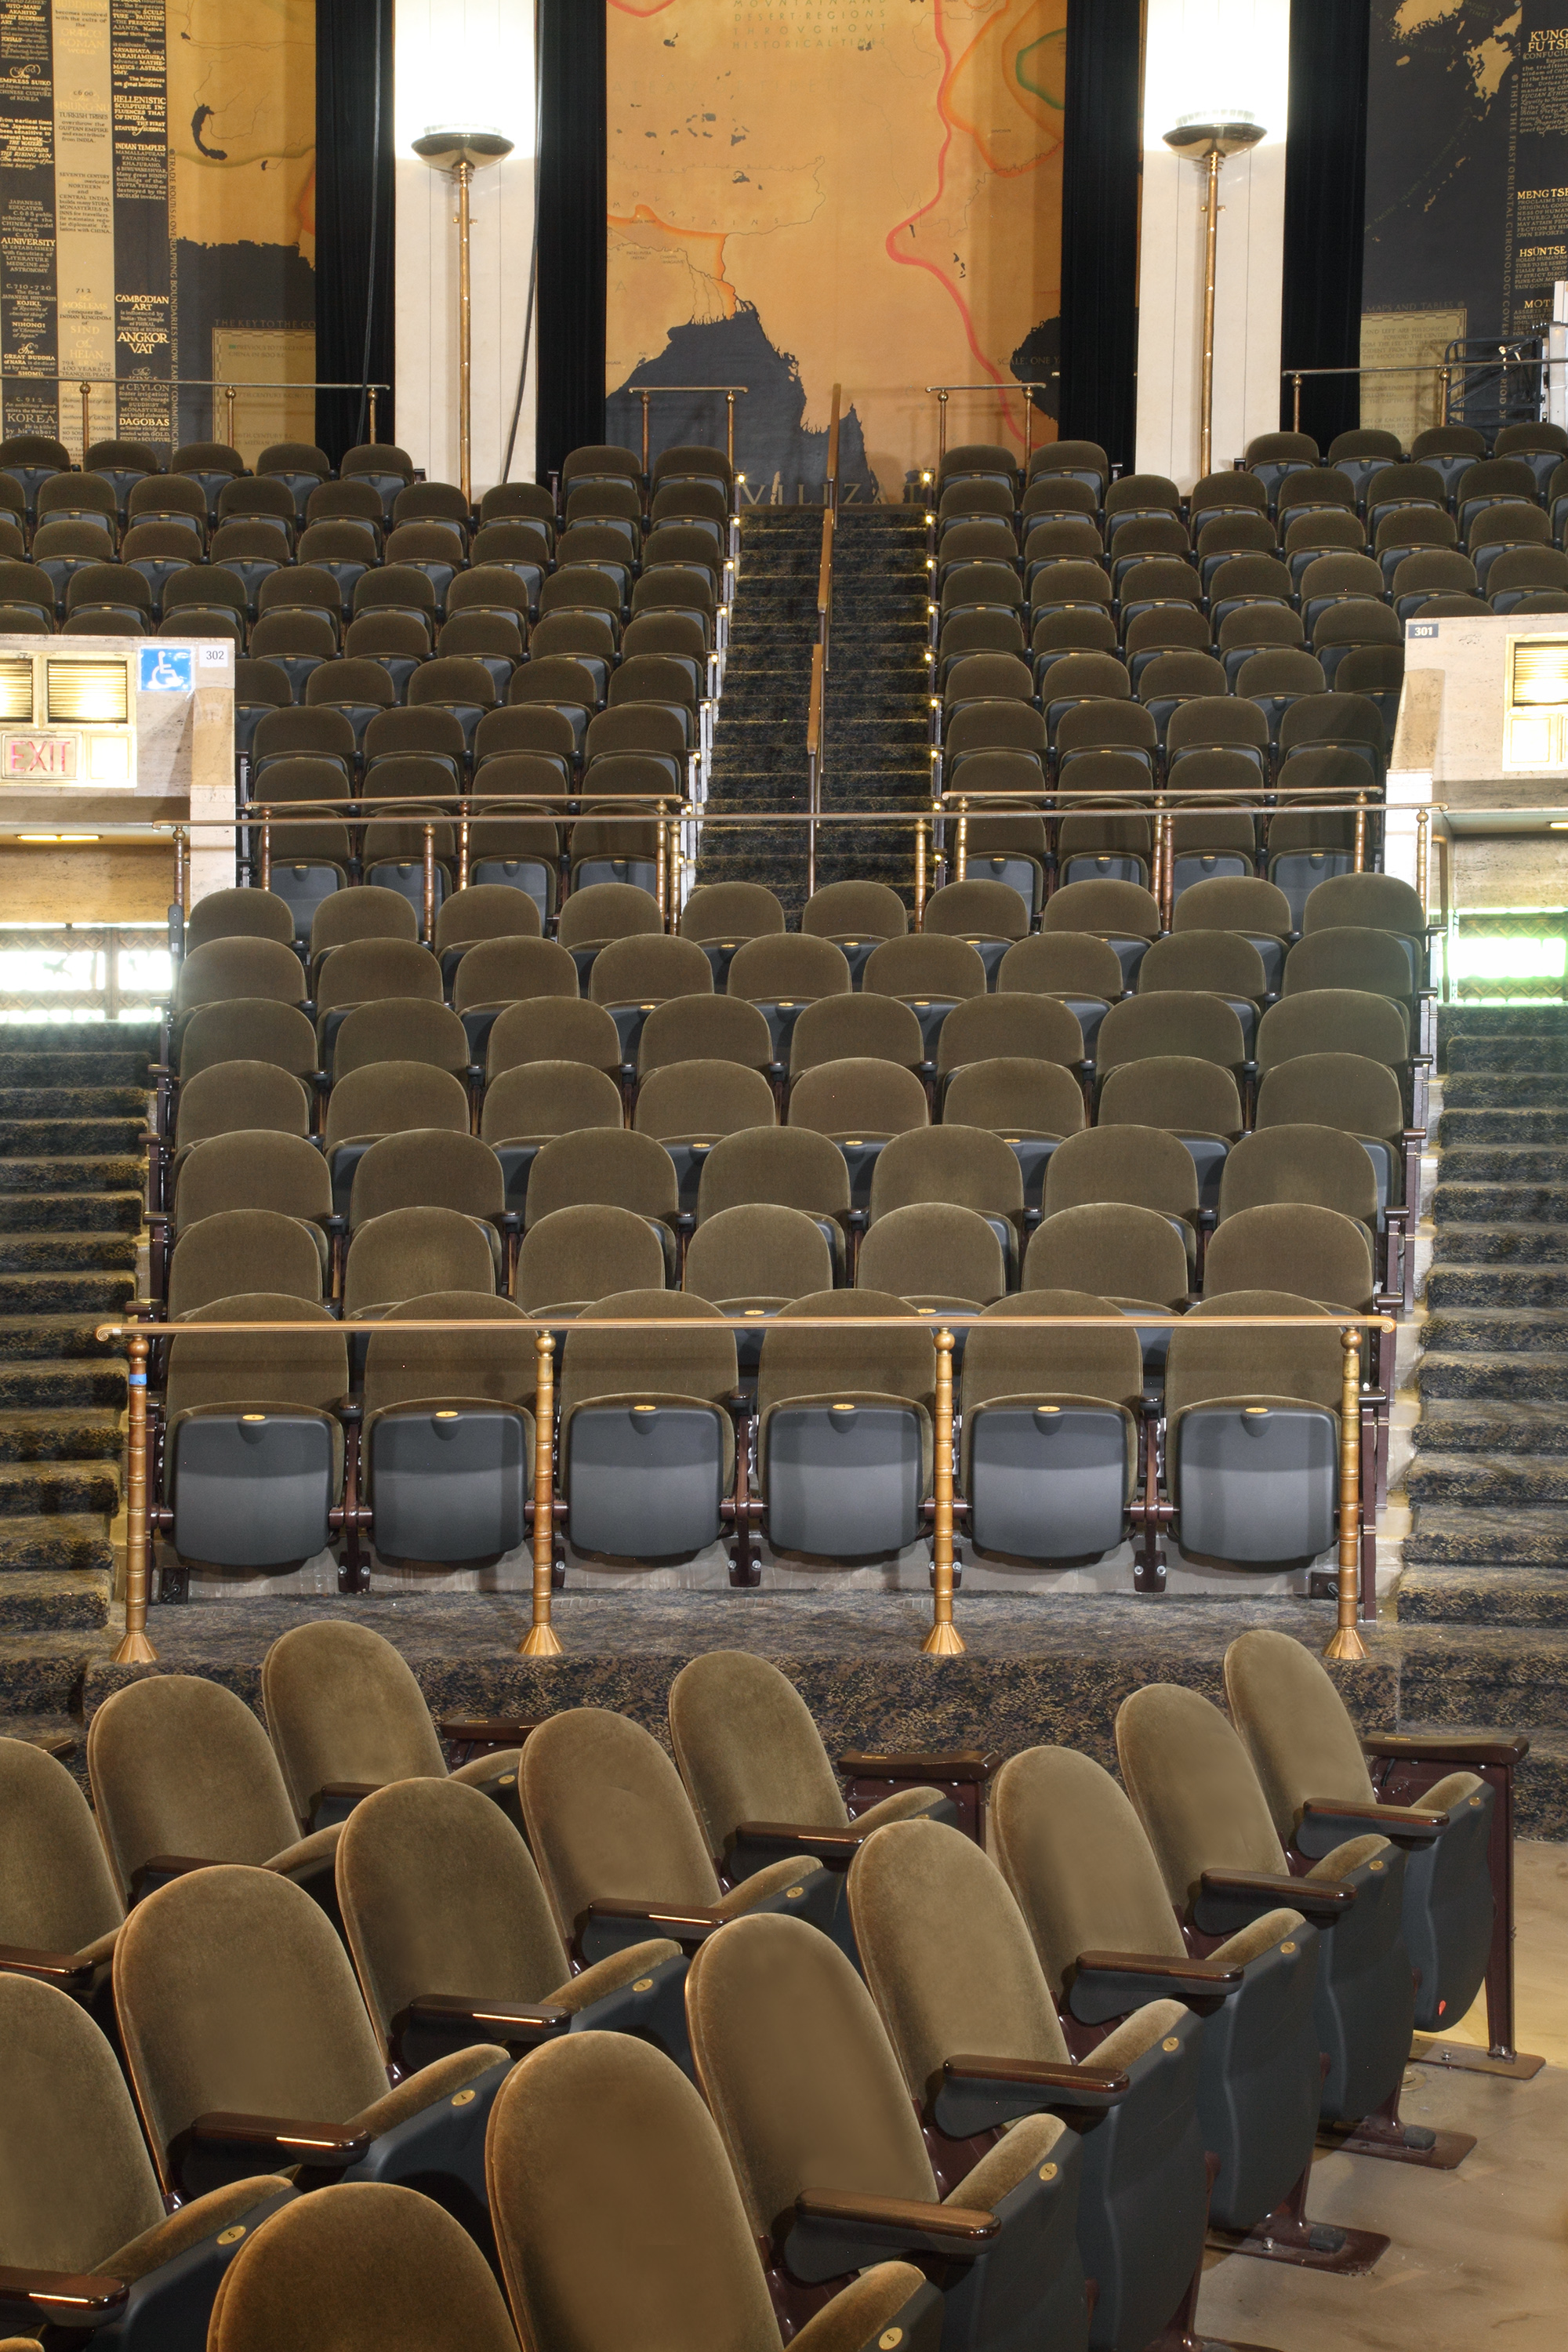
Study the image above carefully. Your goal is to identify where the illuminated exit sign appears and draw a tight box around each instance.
[2,733,79,779]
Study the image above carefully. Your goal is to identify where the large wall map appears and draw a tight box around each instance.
[606,0,1066,499]
[1363,1,1568,445]
[0,0,314,464]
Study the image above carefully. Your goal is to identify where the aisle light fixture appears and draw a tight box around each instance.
[1162,111,1267,477]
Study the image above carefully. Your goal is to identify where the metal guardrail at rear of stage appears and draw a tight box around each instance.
[927,382,1059,470]
[1281,347,1551,435]
[617,385,750,475]
[4,373,393,455]
[93,1310,1389,1671]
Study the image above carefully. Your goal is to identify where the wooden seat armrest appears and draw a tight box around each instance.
[0,1942,97,1991]
[795,2192,998,2243]
[583,1896,719,1947]
[435,1716,539,1745]
[1301,1796,1445,1842]
[732,1820,865,1866]
[1067,1948,1243,2023]
[0,2263,129,2318]
[1199,1867,1354,1923]
[942,2053,1130,2109]
[185,2112,373,2163]
[1361,1732,1529,1768]
[837,1749,1000,1784]
[390,1994,570,2065]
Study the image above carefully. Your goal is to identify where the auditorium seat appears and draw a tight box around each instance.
[869,1124,1025,1273]
[1171,875,1293,992]
[432,882,542,989]
[0,1737,125,2017]
[1097,1058,1243,1210]
[684,1911,1090,2347]
[999,932,1124,1052]
[1254,1048,1411,1224]
[588,931,713,1058]
[787,991,927,1076]
[1136,931,1268,1052]
[634,1059,778,1209]
[556,878,664,983]
[989,1745,1335,2255]
[959,1290,1142,1561]
[727,933,853,1056]
[554,1288,739,1562]
[314,937,445,1064]
[858,1201,1007,1312]
[1283,926,1416,1021]
[682,1200,835,1317]
[112,1865,508,2206]
[483,993,622,1083]
[1225,1628,1495,2038]
[787,1058,930,1206]
[358,1294,535,1563]
[489,2034,941,2352]
[755,1290,935,1560]
[457,938,583,1057]
[920,878,1030,983]
[1115,1680,1428,2154]
[1094,993,1248,1081]
[516,1204,666,1316]
[567,808,658,895]
[849,1815,1210,2352]
[637,991,777,1074]
[523,1128,681,1277]
[482,1060,625,1212]
[0,1972,294,2352]
[166,1206,324,1318]
[171,1132,334,1287]
[1261,811,1354,926]
[262,1617,530,1836]
[205,2181,516,2352]
[695,1127,854,1273]
[1039,880,1161,987]
[862,934,989,1053]
[343,1205,499,1319]
[172,1060,311,1164]
[963,808,1051,911]
[1043,1126,1202,1272]
[176,1000,319,1087]
[332,999,473,1081]
[88,1671,344,1915]
[1053,810,1151,891]
[1204,1201,1377,1312]
[521,1706,830,1962]
[310,881,418,982]
[942,1060,1087,1204]
[323,1062,471,1217]
[935,989,1085,1076]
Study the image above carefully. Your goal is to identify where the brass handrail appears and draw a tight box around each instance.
[1281,354,1559,433]
[926,380,1059,468]
[13,372,394,452]
[625,384,749,472]
[98,1308,1385,1668]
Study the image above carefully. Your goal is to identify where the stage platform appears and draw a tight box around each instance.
[4,1590,1565,1836]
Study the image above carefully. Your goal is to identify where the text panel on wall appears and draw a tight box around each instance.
[604,0,1065,499]
[0,0,316,465]
[1363,0,1568,445]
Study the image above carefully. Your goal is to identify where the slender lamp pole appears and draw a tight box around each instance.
[413,127,515,504]
[1161,113,1266,478]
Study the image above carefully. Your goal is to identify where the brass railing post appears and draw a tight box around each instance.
[726,388,736,472]
[1416,804,1430,920]
[260,815,271,891]
[1291,371,1302,432]
[1153,800,1170,927]
[225,384,237,448]
[172,824,188,914]
[914,814,927,927]
[921,1327,964,1656]
[458,800,470,890]
[422,822,437,943]
[655,797,669,925]
[640,389,651,474]
[955,796,968,887]
[80,379,93,456]
[521,1330,563,1657]
[368,385,379,442]
[1439,364,1450,426]
[1325,1325,1367,1661]
[937,388,949,466]
[1353,791,1367,873]
[113,1331,157,1664]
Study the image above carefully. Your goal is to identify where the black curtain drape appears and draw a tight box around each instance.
[535,0,606,481]
[1280,0,1371,448]
[315,0,395,463]
[1058,0,1142,473]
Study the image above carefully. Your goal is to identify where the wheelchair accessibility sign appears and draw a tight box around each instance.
[139,645,193,692]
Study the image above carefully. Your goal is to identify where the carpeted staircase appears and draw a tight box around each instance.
[818,504,930,902]
[0,1024,146,1653]
[697,506,818,909]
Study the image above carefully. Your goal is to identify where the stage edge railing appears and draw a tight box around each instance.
[94,1311,1392,1670]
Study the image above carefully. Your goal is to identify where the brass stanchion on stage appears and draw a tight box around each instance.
[260,815,271,892]
[1353,791,1367,873]
[113,1331,157,1664]
[520,1329,563,1657]
[422,822,437,943]
[1324,1324,1367,1661]
[921,1327,964,1656]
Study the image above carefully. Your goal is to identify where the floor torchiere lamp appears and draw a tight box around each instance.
[412,126,515,506]
[1161,111,1266,478]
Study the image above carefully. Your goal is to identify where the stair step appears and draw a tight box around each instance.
[0,1192,142,1235]
[1443,1073,1568,1107]
[0,1513,114,1573]
[0,1626,105,1709]
[1422,1307,1568,1353]
[1399,1566,1568,1626]
[1432,1223,1568,1263]
[1412,1399,1568,1454]
[1426,1265,1568,1307]
[1417,1350,1568,1400]
[0,1156,143,1198]
[0,1570,111,1632]
[1437,1145,1568,1179]
[0,1314,124,1364]
[1444,1039,1568,1073]
[1395,1621,1568,1729]
[0,1407,125,1463]
[0,1357,127,1409]
[1440,1109,1568,1142]
[1406,1451,1568,1504]
[1432,1181,1568,1222]
[0,1230,139,1274]
[1406,1504,1568,1566]
[0,1458,118,1515]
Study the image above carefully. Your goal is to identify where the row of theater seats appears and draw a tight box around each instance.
[140,1279,1380,1580]
[2,1627,1501,2350]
